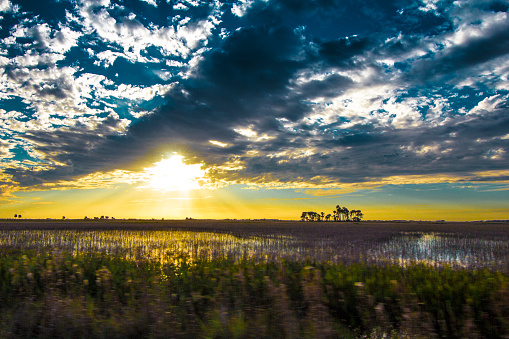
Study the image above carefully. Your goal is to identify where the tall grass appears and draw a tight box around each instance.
[1,220,509,338]
[1,224,508,269]
[1,248,508,338]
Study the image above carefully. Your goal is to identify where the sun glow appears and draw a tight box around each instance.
[144,155,207,192]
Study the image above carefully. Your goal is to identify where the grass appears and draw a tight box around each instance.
[1,219,509,338]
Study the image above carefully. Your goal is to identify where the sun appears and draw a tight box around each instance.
[144,154,207,192]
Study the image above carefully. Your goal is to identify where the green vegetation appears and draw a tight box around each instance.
[1,220,509,338]
[1,248,508,338]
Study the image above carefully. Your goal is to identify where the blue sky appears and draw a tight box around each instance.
[1,0,509,220]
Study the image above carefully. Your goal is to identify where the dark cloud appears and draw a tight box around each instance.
[405,14,509,82]
[199,26,302,95]
[479,1,509,13]
[3,0,509,191]
[35,78,72,99]
[210,101,509,184]
[271,0,340,12]
[6,1,296,188]
[318,36,372,67]
[5,65,74,100]
[6,23,307,186]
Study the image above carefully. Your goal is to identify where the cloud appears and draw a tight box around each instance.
[304,188,358,196]
[392,4,509,85]
[231,0,255,17]
[0,0,12,12]
[77,0,221,61]
[140,0,157,7]
[1,0,509,195]
[4,111,131,186]
[0,138,14,159]
[318,35,372,68]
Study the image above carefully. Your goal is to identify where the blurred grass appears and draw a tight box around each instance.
[1,247,508,338]
[1,220,509,338]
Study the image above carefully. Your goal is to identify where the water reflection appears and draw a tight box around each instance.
[0,230,303,265]
[1,229,508,269]
[371,232,509,268]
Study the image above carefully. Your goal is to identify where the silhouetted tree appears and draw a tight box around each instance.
[342,207,350,221]
[301,211,322,221]
[301,205,363,222]
[18,215,21,219]
[309,212,318,221]
[14,214,17,218]
[350,210,364,222]
[301,212,307,221]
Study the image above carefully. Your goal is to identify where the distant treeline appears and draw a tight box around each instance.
[301,205,363,222]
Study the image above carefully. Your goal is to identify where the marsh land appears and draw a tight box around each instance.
[1,219,508,338]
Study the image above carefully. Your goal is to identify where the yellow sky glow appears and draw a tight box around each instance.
[1,154,509,220]
[143,155,207,192]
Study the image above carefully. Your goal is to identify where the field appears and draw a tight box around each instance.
[1,219,509,338]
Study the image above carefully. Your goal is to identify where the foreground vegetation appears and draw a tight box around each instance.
[1,248,508,338]
[1,220,509,338]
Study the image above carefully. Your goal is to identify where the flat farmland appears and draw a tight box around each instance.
[1,219,509,338]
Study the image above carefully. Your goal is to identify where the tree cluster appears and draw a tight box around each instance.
[301,205,363,222]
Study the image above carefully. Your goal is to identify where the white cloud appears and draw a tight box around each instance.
[0,109,30,133]
[176,19,215,50]
[100,83,174,101]
[0,136,15,159]
[318,84,395,126]
[0,0,12,12]
[11,52,64,67]
[74,72,174,102]
[48,26,82,54]
[173,3,188,10]
[468,95,505,115]
[267,148,316,160]
[0,63,137,136]
[179,0,200,7]
[234,126,275,141]
[76,0,222,62]
[34,169,146,191]
[234,127,257,138]
[81,0,111,8]
[20,23,81,54]
[418,0,439,13]
[231,0,254,17]
[209,140,228,147]
[94,50,124,67]
[401,143,450,156]
[140,0,157,7]
[449,10,508,46]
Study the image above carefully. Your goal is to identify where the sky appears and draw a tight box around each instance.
[1,0,509,221]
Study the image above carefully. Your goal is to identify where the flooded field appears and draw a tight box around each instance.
[2,219,509,338]
[1,219,508,270]
[371,231,509,269]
